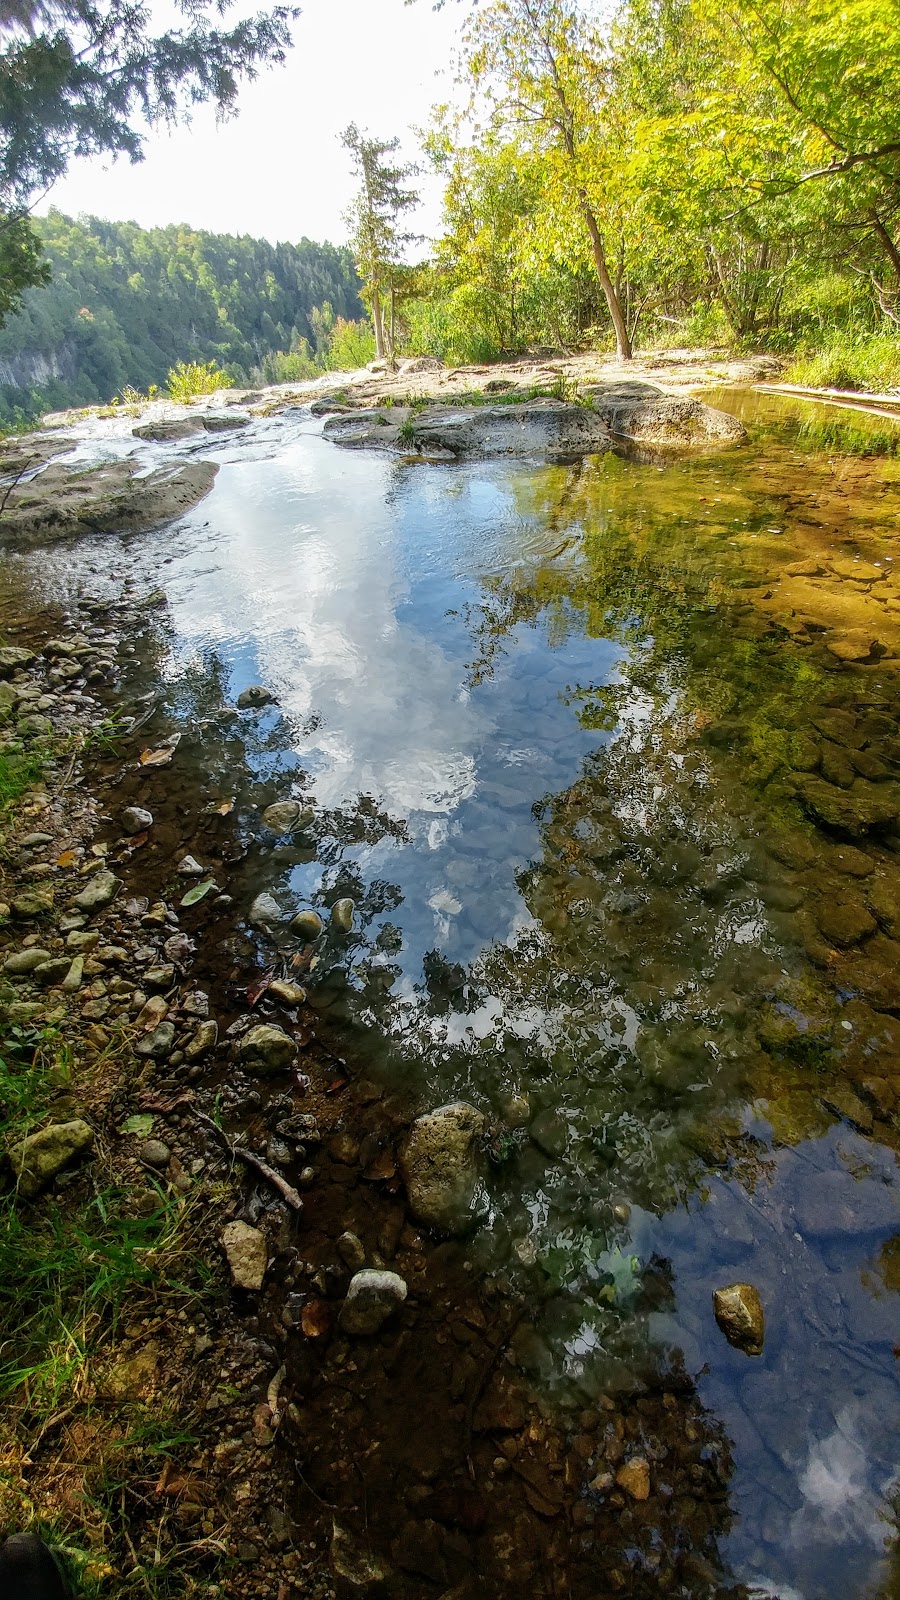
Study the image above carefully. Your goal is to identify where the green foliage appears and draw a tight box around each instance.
[327,315,377,369]
[342,123,419,360]
[0,744,44,805]
[166,359,230,401]
[0,2,297,208]
[784,330,900,391]
[0,211,365,420]
[418,0,900,373]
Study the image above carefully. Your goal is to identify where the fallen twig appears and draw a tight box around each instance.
[191,1108,303,1211]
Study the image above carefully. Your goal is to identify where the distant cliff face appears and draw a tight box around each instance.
[0,344,75,389]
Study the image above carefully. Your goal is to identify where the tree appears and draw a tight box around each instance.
[341,123,419,363]
[457,0,635,360]
[0,0,298,327]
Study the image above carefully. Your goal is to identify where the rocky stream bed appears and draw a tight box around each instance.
[0,363,898,1600]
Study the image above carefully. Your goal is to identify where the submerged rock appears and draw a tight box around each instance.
[249,892,283,929]
[794,775,900,836]
[237,1023,297,1074]
[8,1118,94,1197]
[400,1101,486,1235]
[615,1458,651,1501]
[262,799,312,833]
[330,897,355,933]
[713,1282,765,1355]
[237,684,276,710]
[339,1269,407,1334]
[289,908,324,941]
[221,1220,267,1290]
[121,805,153,834]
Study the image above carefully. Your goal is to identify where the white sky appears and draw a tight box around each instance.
[36,0,463,248]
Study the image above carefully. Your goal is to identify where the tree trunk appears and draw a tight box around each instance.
[371,282,385,360]
[871,213,900,286]
[581,200,632,361]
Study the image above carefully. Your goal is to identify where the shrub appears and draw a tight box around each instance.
[166,360,230,402]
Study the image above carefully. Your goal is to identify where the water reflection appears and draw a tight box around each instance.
[6,391,900,1597]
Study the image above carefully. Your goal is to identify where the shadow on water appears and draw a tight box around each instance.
[4,389,899,1597]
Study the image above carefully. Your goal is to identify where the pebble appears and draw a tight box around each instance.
[185,1020,218,1060]
[72,869,121,913]
[338,1269,407,1334]
[713,1282,765,1355]
[615,1458,651,1501]
[177,855,205,876]
[289,909,323,941]
[140,1139,172,1169]
[337,1231,366,1271]
[3,947,51,974]
[221,1221,267,1291]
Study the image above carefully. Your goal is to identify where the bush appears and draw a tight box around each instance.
[166,360,230,402]
[327,317,376,370]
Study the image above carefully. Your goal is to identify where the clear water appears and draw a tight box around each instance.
[7,389,900,1598]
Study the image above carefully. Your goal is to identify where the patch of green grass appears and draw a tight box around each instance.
[0,1025,73,1139]
[785,330,900,393]
[0,745,45,805]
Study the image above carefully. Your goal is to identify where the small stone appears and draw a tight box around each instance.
[185,1020,218,1060]
[827,633,884,663]
[7,1118,94,1197]
[261,800,313,834]
[34,957,73,986]
[338,1268,407,1334]
[221,1220,267,1290]
[249,893,283,929]
[140,1139,171,1168]
[66,930,100,951]
[136,995,168,1030]
[236,684,276,710]
[134,1021,176,1059]
[268,979,307,1005]
[530,1107,568,1158]
[177,855,205,876]
[337,1231,366,1271]
[615,1459,650,1501]
[61,956,84,992]
[289,909,324,941]
[237,1023,297,1074]
[72,870,121,913]
[0,645,35,676]
[330,898,355,933]
[181,989,209,1016]
[144,964,175,990]
[713,1282,765,1355]
[3,947,51,974]
[830,558,885,583]
[121,806,153,835]
[814,894,876,947]
[11,888,54,920]
[19,832,53,848]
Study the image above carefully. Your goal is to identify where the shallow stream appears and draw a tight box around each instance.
[3,386,900,1598]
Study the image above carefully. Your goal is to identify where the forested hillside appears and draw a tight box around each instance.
[0,211,364,420]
